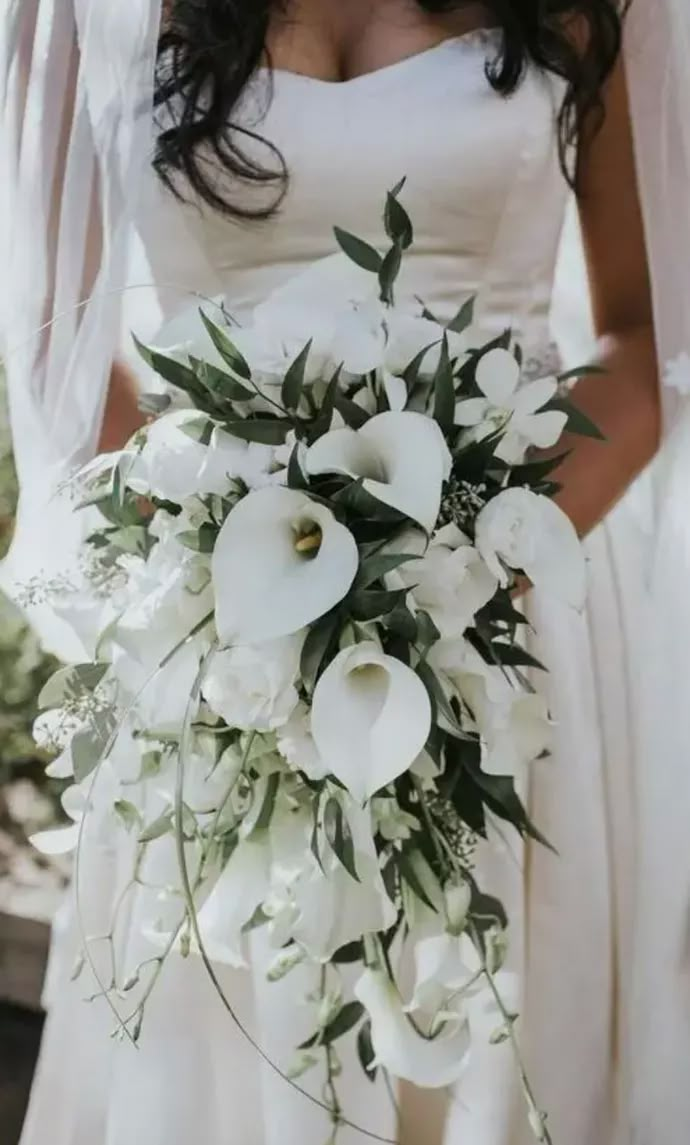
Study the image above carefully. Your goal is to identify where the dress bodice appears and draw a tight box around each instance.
[134,30,569,355]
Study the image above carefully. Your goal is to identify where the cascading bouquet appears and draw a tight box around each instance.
[32,184,597,1143]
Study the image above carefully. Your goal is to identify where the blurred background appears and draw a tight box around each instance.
[0,367,68,1144]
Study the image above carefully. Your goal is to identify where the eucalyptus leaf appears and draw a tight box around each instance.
[132,335,203,401]
[178,525,217,554]
[189,356,255,402]
[447,296,476,335]
[281,340,312,411]
[333,394,370,429]
[253,773,281,831]
[546,397,606,441]
[38,663,109,712]
[333,227,382,273]
[398,850,439,912]
[415,610,441,659]
[222,419,291,445]
[384,190,413,250]
[416,660,471,741]
[71,711,117,783]
[357,1020,378,1081]
[432,334,455,432]
[138,809,175,844]
[320,1001,366,1046]
[114,800,142,833]
[301,611,340,693]
[287,443,309,490]
[332,940,364,965]
[378,242,403,305]
[324,798,359,882]
[468,767,555,851]
[179,416,215,446]
[349,586,408,622]
[199,311,252,380]
[355,552,417,590]
[382,605,418,643]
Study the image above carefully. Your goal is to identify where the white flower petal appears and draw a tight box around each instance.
[306,428,382,482]
[29,824,80,856]
[382,371,408,412]
[331,299,387,374]
[212,487,359,644]
[311,642,431,803]
[520,410,568,450]
[476,488,586,607]
[510,377,558,417]
[454,397,489,427]
[355,969,471,1088]
[196,833,272,966]
[475,348,521,406]
[361,412,451,531]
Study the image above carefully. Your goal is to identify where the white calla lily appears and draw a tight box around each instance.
[355,968,471,1088]
[311,642,432,803]
[307,411,451,531]
[454,347,567,463]
[475,487,586,608]
[212,487,359,644]
[195,832,273,967]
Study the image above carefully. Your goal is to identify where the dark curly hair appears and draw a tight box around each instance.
[154,1,626,219]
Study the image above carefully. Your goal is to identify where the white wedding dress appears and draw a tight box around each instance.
[18,30,654,1145]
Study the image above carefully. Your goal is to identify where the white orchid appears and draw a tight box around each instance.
[311,641,432,803]
[454,348,567,464]
[267,801,397,961]
[475,486,586,607]
[128,410,250,502]
[226,252,471,387]
[212,487,359,645]
[106,517,214,729]
[355,968,471,1088]
[461,673,552,775]
[393,524,497,638]
[428,637,552,775]
[307,411,451,532]
[195,832,273,967]
[202,634,303,732]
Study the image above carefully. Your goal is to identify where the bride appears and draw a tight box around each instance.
[3,1,690,1143]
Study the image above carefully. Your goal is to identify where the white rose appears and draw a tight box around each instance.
[129,411,250,502]
[202,634,303,732]
[475,487,585,607]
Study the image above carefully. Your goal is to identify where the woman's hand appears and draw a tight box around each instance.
[538,50,660,539]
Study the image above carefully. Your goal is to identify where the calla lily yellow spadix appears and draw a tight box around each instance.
[212,487,359,644]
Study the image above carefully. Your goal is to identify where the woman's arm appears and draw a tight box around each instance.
[98,361,147,453]
[543,52,660,537]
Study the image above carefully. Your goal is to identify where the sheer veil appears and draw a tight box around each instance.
[2,0,690,1133]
